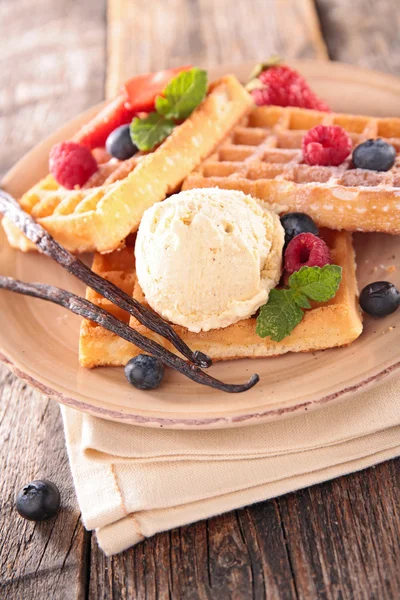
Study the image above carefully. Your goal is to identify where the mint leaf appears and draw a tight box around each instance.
[256,264,343,341]
[256,289,303,342]
[289,265,342,303]
[293,292,311,309]
[130,113,175,151]
[155,68,207,120]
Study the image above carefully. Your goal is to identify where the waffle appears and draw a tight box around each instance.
[182,106,400,234]
[79,229,363,368]
[2,75,253,254]
[79,247,138,367]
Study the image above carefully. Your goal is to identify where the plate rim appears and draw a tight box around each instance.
[2,59,400,429]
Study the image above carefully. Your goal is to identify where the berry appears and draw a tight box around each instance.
[359,281,400,317]
[16,480,60,521]
[125,354,165,390]
[73,95,138,150]
[122,65,191,113]
[302,125,352,167]
[285,233,331,274]
[280,212,319,248]
[250,65,330,111]
[49,141,98,189]
[352,139,396,172]
[106,124,138,160]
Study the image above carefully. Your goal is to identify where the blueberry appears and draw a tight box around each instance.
[125,355,165,390]
[352,139,396,172]
[106,124,138,160]
[280,212,319,248]
[16,480,60,521]
[359,281,400,317]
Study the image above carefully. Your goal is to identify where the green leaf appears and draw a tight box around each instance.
[289,265,342,303]
[155,68,207,120]
[256,264,343,341]
[256,289,304,342]
[292,292,311,309]
[130,113,176,152]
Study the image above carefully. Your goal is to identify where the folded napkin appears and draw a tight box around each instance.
[61,377,400,555]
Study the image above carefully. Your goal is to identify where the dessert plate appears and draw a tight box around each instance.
[1,61,400,429]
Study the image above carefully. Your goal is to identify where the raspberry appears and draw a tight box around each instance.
[284,233,331,274]
[49,141,98,189]
[250,65,330,111]
[302,125,352,167]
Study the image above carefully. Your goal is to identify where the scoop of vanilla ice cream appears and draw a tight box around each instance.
[135,188,284,332]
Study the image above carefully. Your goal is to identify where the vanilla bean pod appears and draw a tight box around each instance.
[0,276,259,393]
[0,189,211,368]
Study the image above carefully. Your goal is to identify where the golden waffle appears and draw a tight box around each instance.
[182,106,400,234]
[79,230,363,368]
[79,247,137,367]
[2,75,253,254]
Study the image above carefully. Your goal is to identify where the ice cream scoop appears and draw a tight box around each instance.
[135,188,284,332]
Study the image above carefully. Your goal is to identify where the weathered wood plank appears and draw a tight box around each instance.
[277,460,400,599]
[89,507,299,599]
[0,365,90,599]
[315,0,400,73]
[0,0,106,179]
[0,0,106,597]
[89,461,400,600]
[106,0,328,96]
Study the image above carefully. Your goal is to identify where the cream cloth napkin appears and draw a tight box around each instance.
[61,377,400,555]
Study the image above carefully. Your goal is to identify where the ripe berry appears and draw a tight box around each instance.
[359,281,400,317]
[16,480,60,521]
[49,141,98,189]
[280,212,319,248]
[302,125,352,167]
[284,233,331,274]
[352,139,396,172]
[106,124,138,160]
[125,355,165,390]
[250,65,330,111]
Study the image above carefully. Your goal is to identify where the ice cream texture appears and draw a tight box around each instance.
[135,188,284,332]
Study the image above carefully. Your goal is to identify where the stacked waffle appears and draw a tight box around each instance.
[10,71,400,368]
[183,106,400,234]
[3,75,252,254]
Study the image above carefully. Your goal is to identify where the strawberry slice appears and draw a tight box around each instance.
[72,65,191,149]
[73,95,138,150]
[122,65,191,112]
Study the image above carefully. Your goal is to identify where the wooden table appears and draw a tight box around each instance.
[1,1,399,597]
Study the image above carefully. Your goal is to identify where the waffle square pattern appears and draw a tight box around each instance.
[183,106,400,234]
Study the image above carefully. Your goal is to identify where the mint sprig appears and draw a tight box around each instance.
[155,68,207,120]
[130,68,207,151]
[256,265,342,342]
[130,113,175,152]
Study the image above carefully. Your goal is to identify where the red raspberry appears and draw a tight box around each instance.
[49,142,98,189]
[251,65,330,111]
[285,233,331,274]
[302,125,352,167]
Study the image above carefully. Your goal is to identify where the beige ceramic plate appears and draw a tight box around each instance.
[1,61,400,428]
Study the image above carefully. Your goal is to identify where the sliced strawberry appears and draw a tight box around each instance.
[72,66,192,150]
[73,95,138,150]
[122,65,192,113]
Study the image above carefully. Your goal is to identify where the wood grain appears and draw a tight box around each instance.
[0,0,106,179]
[0,367,90,599]
[315,0,400,73]
[0,0,105,597]
[89,463,400,599]
[106,0,328,96]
